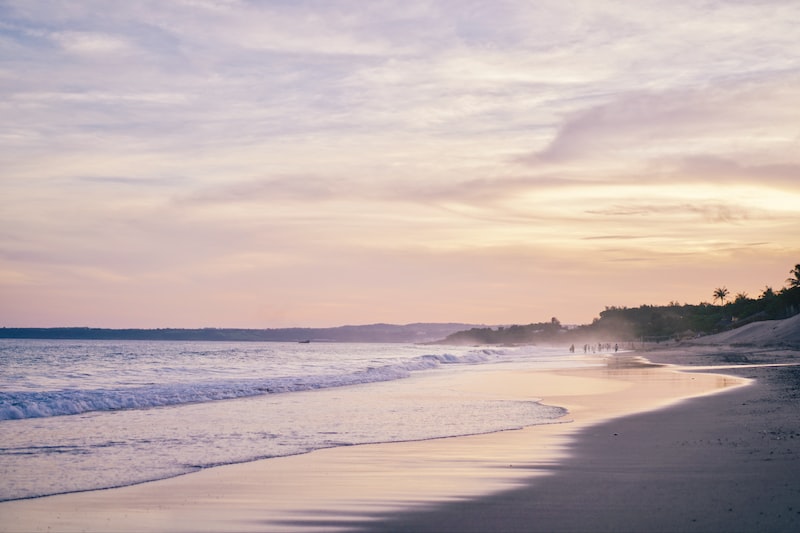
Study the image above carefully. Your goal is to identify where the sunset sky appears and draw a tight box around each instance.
[1,1,799,328]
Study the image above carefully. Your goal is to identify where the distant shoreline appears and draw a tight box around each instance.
[0,324,480,344]
[5,310,799,347]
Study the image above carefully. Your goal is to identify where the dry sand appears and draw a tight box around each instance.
[1,343,799,532]
[688,312,800,346]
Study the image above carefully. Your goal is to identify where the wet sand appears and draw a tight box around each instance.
[2,348,797,532]
[363,347,800,532]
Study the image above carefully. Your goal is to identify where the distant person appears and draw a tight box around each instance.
[569,344,575,353]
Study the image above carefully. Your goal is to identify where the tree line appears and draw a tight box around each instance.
[440,317,565,345]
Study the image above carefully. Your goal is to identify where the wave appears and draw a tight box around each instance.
[0,350,500,421]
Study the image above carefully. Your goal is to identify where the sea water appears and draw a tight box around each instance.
[0,339,593,501]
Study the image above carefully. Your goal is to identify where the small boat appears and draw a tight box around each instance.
[298,340,311,344]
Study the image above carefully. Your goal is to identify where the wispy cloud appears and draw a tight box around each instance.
[670,156,800,190]
[1,0,799,327]
[585,203,752,223]
[525,76,800,167]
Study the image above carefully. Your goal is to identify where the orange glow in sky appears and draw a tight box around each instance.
[1,1,799,328]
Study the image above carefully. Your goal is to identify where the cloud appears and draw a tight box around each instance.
[51,31,135,55]
[1,0,799,327]
[585,203,751,223]
[524,75,800,167]
[75,175,188,187]
[670,156,800,191]
[582,235,648,241]
[178,175,347,204]
[177,172,590,212]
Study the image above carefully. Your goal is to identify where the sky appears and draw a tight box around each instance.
[1,0,799,329]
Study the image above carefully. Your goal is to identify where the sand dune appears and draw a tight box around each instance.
[691,313,800,347]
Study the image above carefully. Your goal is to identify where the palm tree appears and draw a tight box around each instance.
[713,287,729,305]
[787,264,800,288]
[734,292,749,303]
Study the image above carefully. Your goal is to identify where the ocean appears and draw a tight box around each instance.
[0,339,595,502]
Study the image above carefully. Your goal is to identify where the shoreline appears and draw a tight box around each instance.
[363,347,800,532]
[1,348,796,532]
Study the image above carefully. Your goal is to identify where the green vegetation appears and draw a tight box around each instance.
[442,263,800,345]
[442,318,565,345]
[713,286,729,305]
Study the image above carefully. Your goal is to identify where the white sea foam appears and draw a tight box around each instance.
[0,350,500,420]
[0,340,589,501]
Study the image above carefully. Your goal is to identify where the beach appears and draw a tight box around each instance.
[366,346,800,533]
[1,344,798,532]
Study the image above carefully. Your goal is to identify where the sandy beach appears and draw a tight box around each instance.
[1,344,798,532]
[365,346,800,533]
